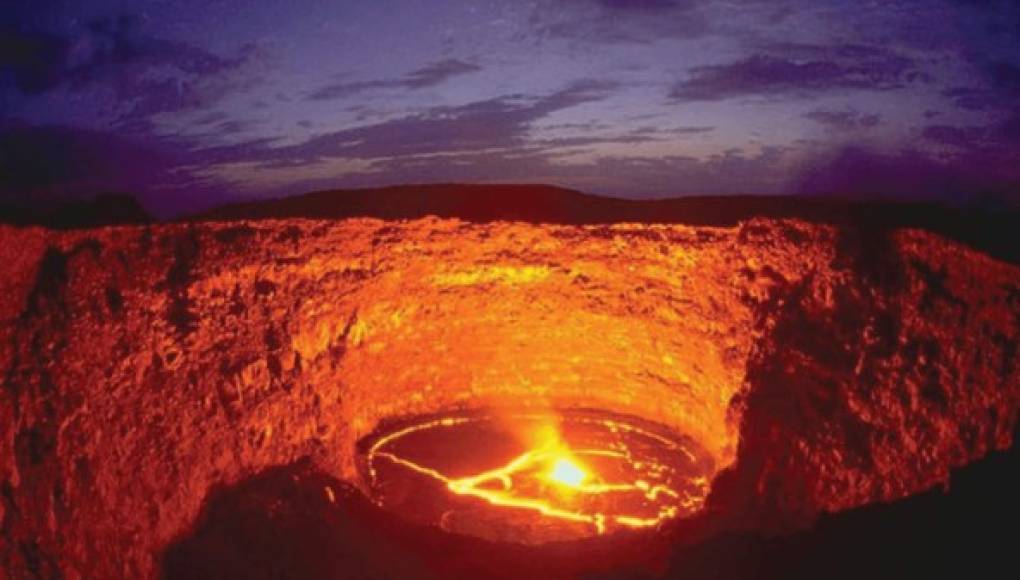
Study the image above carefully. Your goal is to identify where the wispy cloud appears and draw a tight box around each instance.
[943,60,1020,113]
[1,14,254,92]
[207,80,621,165]
[528,0,708,44]
[307,58,481,100]
[805,109,881,131]
[924,113,1020,152]
[593,0,679,11]
[0,13,259,125]
[670,44,922,101]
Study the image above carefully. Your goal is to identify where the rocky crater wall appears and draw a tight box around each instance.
[0,217,1017,578]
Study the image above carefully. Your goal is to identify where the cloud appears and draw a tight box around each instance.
[795,144,1020,205]
[594,0,679,10]
[307,58,481,100]
[205,80,621,166]
[528,0,708,44]
[922,124,991,149]
[220,141,797,203]
[670,44,921,101]
[923,112,1020,151]
[1,15,251,93]
[0,13,258,123]
[986,60,1020,92]
[944,60,1020,112]
[1000,112,1020,143]
[401,59,482,88]
[942,86,1001,111]
[805,109,881,130]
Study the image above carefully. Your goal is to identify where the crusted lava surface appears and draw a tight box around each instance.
[1,202,1018,578]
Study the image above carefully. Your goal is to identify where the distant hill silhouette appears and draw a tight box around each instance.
[193,183,1019,264]
[1,193,151,229]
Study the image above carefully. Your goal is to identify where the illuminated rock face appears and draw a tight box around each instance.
[0,217,1017,577]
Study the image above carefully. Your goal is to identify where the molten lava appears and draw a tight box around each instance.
[362,410,713,543]
[549,458,586,487]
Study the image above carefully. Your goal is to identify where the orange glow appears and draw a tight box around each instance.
[549,457,586,487]
[365,414,704,538]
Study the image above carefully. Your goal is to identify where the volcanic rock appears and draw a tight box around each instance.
[0,216,1017,577]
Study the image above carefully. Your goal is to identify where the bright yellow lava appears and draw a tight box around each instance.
[366,416,700,536]
[549,458,587,487]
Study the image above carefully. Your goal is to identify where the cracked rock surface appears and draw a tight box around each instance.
[0,217,1017,578]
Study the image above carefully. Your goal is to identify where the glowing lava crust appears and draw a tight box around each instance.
[361,409,713,544]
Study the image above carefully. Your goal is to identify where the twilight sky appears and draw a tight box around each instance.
[2,0,1019,216]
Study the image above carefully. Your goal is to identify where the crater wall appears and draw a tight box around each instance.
[0,218,1016,578]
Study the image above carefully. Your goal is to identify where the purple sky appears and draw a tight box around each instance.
[2,0,1019,216]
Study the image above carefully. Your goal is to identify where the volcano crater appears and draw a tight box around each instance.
[1,216,1018,578]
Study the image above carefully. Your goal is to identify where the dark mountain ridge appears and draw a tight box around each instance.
[193,183,1020,264]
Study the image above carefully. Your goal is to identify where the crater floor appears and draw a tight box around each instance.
[360,408,713,544]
